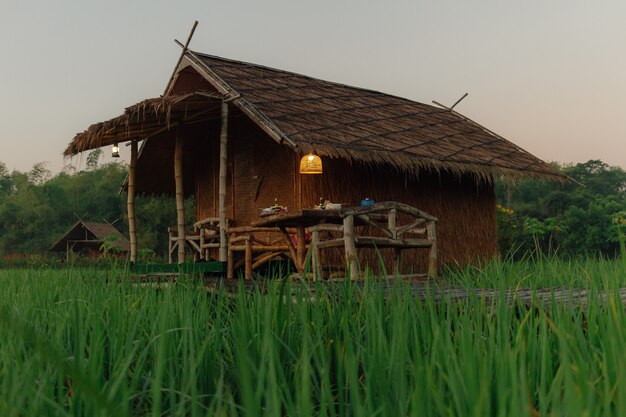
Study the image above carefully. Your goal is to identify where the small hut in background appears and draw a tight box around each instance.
[50,221,130,260]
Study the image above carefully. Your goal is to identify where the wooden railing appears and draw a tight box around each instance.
[168,217,229,263]
[226,227,292,279]
[309,202,437,279]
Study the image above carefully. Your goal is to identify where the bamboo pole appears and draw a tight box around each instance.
[164,21,198,96]
[244,238,252,280]
[296,226,306,273]
[388,208,397,239]
[227,246,234,279]
[128,140,138,263]
[427,221,437,279]
[311,230,322,280]
[174,127,186,264]
[343,214,359,280]
[218,101,228,262]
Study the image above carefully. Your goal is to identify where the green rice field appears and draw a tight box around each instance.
[2,258,626,416]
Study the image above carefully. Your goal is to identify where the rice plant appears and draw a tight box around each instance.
[0,260,625,416]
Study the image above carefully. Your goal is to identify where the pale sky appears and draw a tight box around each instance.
[1,1,625,173]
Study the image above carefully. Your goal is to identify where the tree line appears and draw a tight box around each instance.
[495,159,626,258]
[1,152,624,261]
[0,150,193,260]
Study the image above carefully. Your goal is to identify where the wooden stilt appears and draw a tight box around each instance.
[244,237,252,280]
[218,101,228,263]
[311,230,322,280]
[296,226,305,273]
[227,245,234,279]
[174,127,186,264]
[128,140,138,263]
[427,221,437,278]
[343,214,359,280]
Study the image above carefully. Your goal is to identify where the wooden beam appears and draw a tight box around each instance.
[174,127,186,263]
[128,140,138,263]
[218,101,228,262]
[164,21,198,96]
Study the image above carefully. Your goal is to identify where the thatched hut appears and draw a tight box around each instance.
[64,47,568,275]
[50,221,130,260]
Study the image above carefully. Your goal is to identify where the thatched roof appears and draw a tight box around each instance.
[65,92,222,155]
[49,221,130,252]
[66,50,568,181]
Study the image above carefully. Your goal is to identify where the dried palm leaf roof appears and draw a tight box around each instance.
[66,51,568,182]
[64,91,222,155]
[49,221,130,252]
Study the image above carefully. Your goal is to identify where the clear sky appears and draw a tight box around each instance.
[1,0,625,173]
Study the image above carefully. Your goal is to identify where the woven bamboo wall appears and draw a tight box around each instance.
[300,158,497,271]
[192,115,496,270]
[194,115,297,227]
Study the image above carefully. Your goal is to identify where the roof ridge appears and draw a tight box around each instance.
[190,50,440,110]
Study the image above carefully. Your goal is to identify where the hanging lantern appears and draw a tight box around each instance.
[299,153,323,174]
[111,143,120,158]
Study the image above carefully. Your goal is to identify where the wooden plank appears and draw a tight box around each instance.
[308,223,344,232]
[352,237,433,248]
[316,238,346,249]
[229,245,290,251]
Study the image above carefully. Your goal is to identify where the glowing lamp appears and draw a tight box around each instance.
[299,154,322,174]
[111,143,120,158]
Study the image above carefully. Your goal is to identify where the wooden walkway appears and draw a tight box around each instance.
[120,273,626,309]
[202,277,626,309]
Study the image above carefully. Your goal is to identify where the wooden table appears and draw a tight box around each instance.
[252,202,438,280]
[252,210,344,274]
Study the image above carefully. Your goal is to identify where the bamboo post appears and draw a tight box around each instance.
[427,221,437,278]
[388,208,399,273]
[343,214,359,280]
[227,245,234,279]
[174,127,186,264]
[244,237,252,280]
[218,101,228,263]
[311,230,322,280]
[296,226,306,274]
[388,208,397,239]
[128,140,138,263]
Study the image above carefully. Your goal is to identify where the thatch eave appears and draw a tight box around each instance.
[294,142,570,184]
[64,91,224,156]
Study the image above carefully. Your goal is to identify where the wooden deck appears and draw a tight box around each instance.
[119,271,626,309]
[200,277,626,309]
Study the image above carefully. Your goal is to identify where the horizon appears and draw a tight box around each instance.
[1,1,625,174]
